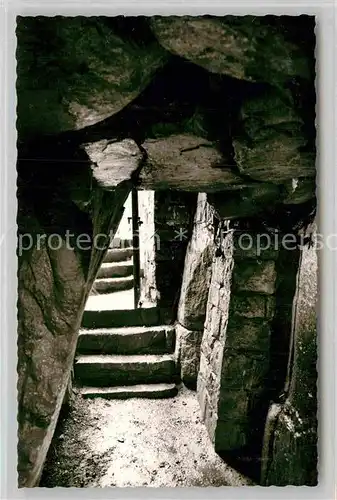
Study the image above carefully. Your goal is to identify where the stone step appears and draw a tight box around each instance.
[81,307,172,329]
[77,325,175,355]
[104,247,133,263]
[79,383,178,400]
[74,354,177,386]
[96,261,133,279]
[93,276,134,294]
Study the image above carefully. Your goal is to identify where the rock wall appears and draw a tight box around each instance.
[17,138,139,487]
[262,235,317,485]
[176,194,215,388]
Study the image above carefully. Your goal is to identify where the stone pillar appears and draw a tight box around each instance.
[197,230,280,452]
[138,190,157,306]
[176,193,215,388]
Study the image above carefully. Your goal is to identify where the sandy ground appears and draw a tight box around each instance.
[41,386,253,488]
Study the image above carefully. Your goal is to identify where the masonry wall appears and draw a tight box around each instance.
[197,231,280,451]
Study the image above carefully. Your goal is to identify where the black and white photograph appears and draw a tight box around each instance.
[14,13,320,490]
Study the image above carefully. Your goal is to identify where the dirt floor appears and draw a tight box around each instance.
[40,385,254,488]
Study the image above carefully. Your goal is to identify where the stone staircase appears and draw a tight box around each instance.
[74,241,178,399]
[93,246,134,295]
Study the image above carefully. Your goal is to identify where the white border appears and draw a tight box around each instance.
[1,1,336,499]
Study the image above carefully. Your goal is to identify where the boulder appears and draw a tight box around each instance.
[16,16,167,139]
[84,139,144,190]
[150,16,313,87]
[233,89,316,183]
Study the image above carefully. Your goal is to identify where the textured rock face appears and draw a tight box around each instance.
[232,88,316,184]
[176,324,203,390]
[16,16,167,138]
[140,135,243,192]
[178,194,215,331]
[262,236,317,485]
[84,139,144,190]
[17,139,137,487]
[197,230,234,441]
[150,16,313,86]
[176,194,216,387]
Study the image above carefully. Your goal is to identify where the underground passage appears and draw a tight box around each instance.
[16,15,317,488]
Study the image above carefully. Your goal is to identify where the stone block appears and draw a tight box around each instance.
[233,260,276,295]
[177,193,215,330]
[176,323,203,389]
[231,294,276,319]
[225,316,271,352]
[177,242,214,330]
[220,350,270,391]
[233,234,279,261]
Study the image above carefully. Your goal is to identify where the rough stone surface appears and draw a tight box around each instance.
[40,388,253,487]
[178,194,215,330]
[176,324,203,390]
[81,306,172,329]
[74,354,177,387]
[140,135,246,192]
[282,178,316,205]
[16,17,167,138]
[84,139,144,190]
[208,184,283,219]
[77,325,175,355]
[197,230,234,444]
[150,16,313,87]
[233,89,316,183]
[262,236,317,485]
[17,140,133,487]
[197,229,279,452]
[233,260,277,295]
[231,294,276,319]
[16,15,317,487]
[79,383,178,400]
[232,233,280,261]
